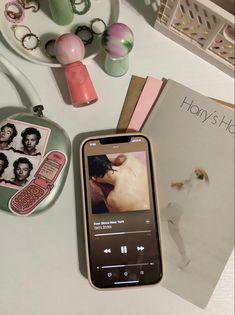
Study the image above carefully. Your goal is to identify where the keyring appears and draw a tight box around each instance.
[75,25,93,45]
[11,25,31,41]
[71,0,91,15]
[44,39,56,58]
[22,33,40,50]
[17,0,40,12]
[90,18,106,35]
[4,1,25,23]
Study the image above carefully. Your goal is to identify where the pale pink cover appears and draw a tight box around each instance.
[127,76,163,131]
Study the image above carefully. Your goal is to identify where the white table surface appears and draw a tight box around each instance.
[0,1,234,315]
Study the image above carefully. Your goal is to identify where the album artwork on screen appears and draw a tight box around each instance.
[87,151,151,214]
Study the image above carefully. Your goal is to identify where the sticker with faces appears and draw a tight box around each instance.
[0,118,50,190]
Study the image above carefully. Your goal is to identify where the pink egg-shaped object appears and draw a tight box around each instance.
[55,33,85,65]
[101,23,134,58]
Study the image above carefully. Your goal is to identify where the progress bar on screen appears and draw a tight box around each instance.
[101,262,151,269]
[94,230,151,237]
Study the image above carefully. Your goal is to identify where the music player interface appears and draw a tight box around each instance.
[83,136,162,288]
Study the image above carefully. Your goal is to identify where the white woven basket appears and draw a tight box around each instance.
[154,0,234,77]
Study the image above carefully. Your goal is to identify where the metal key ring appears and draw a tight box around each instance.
[71,0,91,15]
[90,18,107,35]
[11,24,32,41]
[22,33,40,50]
[75,25,94,45]
[4,1,25,23]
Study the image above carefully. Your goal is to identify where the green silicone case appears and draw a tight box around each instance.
[0,112,71,215]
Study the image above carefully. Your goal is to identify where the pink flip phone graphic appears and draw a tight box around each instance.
[9,150,67,216]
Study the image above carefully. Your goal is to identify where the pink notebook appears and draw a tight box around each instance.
[127,76,163,131]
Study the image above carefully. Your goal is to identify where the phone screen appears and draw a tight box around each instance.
[82,135,163,288]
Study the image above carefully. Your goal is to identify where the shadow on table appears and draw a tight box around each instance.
[51,67,72,106]
[125,0,157,26]
[93,48,106,74]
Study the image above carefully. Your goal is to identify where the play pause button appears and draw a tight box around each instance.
[121,246,127,253]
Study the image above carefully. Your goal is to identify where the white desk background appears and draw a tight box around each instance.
[0,1,234,314]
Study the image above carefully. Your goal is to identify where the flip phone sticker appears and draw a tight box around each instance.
[9,150,67,216]
[0,119,51,190]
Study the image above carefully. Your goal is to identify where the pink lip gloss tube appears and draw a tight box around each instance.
[55,33,98,107]
[65,61,98,107]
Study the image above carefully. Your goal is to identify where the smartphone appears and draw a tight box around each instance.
[80,133,163,289]
[9,150,67,216]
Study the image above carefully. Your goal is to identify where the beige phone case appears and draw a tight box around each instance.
[79,132,164,290]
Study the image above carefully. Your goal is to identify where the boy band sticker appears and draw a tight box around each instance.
[0,119,50,189]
